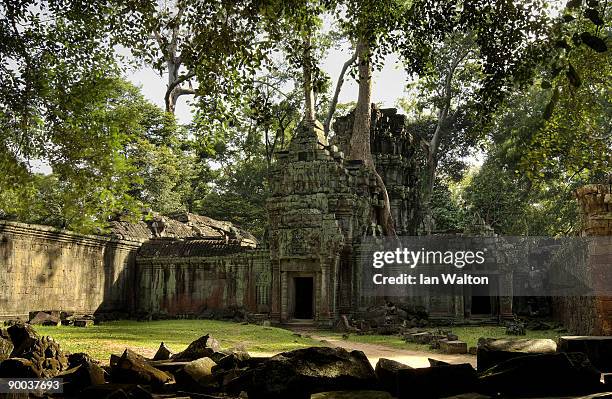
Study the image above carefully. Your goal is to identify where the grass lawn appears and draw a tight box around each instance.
[317,326,562,353]
[33,320,322,363]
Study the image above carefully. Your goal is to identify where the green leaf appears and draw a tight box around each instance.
[584,8,605,25]
[579,32,608,52]
[541,80,552,89]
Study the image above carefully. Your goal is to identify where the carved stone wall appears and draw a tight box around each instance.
[267,120,381,326]
[332,106,421,235]
[552,184,612,335]
[0,221,142,319]
[135,246,271,317]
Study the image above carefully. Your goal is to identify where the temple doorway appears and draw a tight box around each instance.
[293,277,314,319]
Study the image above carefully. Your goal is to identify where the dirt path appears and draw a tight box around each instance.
[306,334,476,368]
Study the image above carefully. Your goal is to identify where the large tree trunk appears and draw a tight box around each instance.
[349,37,396,237]
[303,36,316,121]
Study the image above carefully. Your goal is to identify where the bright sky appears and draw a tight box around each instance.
[127,45,409,125]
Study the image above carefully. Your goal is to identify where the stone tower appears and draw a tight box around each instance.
[266,119,379,326]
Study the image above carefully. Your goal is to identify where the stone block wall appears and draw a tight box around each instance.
[0,221,142,319]
[135,245,271,317]
[552,184,612,335]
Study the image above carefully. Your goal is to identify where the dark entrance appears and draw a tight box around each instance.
[294,277,313,319]
[471,274,495,315]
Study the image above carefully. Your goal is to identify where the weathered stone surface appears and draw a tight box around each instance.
[0,221,141,320]
[183,357,217,385]
[478,352,603,397]
[171,335,216,361]
[375,358,411,394]
[249,347,376,399]
[7,322,39,356]
[428,358,450,367]
[74,319,94,327]
[152,342,173,361]
[112,349,173,387]
[0,336,13,361]
[311,391,394,399]
[477,337,557,370]
[11,336,69,378]
[440,340,468,354]
[396,363,477,399]
[558,336,612,372]
[0,358,40,378]
[58,361,106,394]
[29,311,60,326]
[440,394,492,399]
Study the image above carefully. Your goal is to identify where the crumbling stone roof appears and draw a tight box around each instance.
[137,237,250,258]
[108,211,257,247]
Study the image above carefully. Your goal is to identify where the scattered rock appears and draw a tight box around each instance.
[440,340,468,354]
[375,358,411,394]
[428,358,450,367]
[112,349,173,387]
[0,336,13,361]
[249,347,376,399]
[478,352,603,397]
[7,322,39,356]
[11,336,69,378]
[58,360,107,394]
[558,336,612,372]
[153,342,174,361]
[74,319,94,327]
[477,337,557,370]
[171,335,216,361]
[29,311,61,326]
[184,357,217,384]
[396,363,478,399]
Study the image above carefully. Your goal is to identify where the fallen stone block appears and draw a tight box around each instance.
[171,335,216,361]
[29,311,61,326]
[428,358,450,367]
[58,360,106,394]
[249,346,376,399]
[0,336,13,361]
[12,336,69,378]
[558,336,612,372]
[477,337,557,370]
[7,322,39,356]
[73,319,94,327]
[441,340,468,354]
[406,331,433,344]
[396,363,477,399]
[375,358,411,394]
[478,352,603,397]
[311,391,394,399]
[112,349,173,388]
[153,342,174,361]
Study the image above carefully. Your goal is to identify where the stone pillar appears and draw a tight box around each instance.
[270,260,281,323]
[575,184,612,335]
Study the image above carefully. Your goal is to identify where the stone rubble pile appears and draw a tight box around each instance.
[0,325,611,398]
